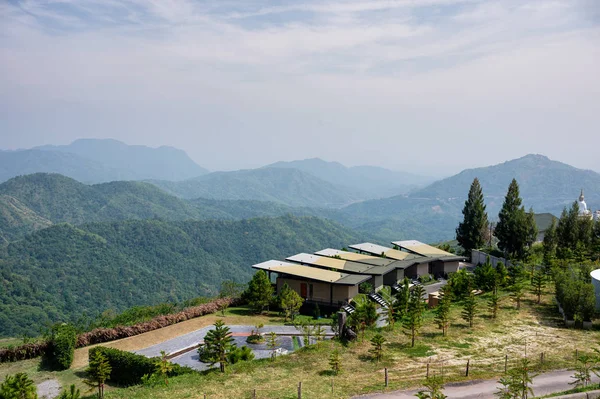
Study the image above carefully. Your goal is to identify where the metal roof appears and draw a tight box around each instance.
[392,240,454,257]
[314,248,396,266]
[348,243,418,261]
[286,253,397,275]
[252,260,369,285]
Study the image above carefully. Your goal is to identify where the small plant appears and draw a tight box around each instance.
[0,373,38,399]
[488,289,499,319]
[359,282,373,294]
[156,350,173,386]
[329,349,342,375]
[570,354,598,389]
[369,334,385,362]
[461,291,477,328]
[246,323,264,344]
[266,332,278,360]
[415,376,447,399]
[58,384,81,399]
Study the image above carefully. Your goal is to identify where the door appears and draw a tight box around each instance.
[300,283,307,298]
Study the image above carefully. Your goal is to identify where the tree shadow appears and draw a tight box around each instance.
[318,370,337,376]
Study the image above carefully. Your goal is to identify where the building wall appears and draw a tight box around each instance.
[405,263,430,278]
[276,277,357,305]
[373,275,384,291]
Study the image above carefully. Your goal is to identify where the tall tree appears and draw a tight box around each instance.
[243,270,274,313]
[202,320,235,372]
[394,278,411,321]
[495,179,534,260]
[403,285,426,347]
[556,203,579,259]
[531,269,545,304]
[456,178,489,256]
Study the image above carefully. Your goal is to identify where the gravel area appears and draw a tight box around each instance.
[37,379,62,399]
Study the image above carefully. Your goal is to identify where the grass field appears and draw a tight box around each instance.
[2,285,599,399]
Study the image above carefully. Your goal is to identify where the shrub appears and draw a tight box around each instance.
[89,346,194,386]
[49,323,77,370]
[227,346,254,364]
[0,341,50,363]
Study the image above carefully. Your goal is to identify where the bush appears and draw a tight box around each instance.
[49,323,77,370]
[0,341,50,363]
[359,282,373,294]
[227,346,254,364]
[419,274,433,284]
[89,346,194,386]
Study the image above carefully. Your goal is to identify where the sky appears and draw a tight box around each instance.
[1,0,599,176]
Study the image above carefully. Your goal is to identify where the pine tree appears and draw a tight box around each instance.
[58,385,80,399]
[278,283,304,321]
[434,290,451,336]
[488,288,499,319]
[456,178,489,256]
[0,373,38,399]
[243,270,274,313]
[329,350,342,375]
[531,269,545,304]
[266,332,278,361]
[369,334,385,362]
[403,285,425,347]
[556,203,579,259]
[510,280,525,310]
[394,278,411,321]
[202,320,235,372]
[495,179,535,260]
[542,218,557,268]
[461,291,477,328]
[84,351,111,399]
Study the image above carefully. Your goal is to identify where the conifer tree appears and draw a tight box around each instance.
[244,270,274,313]
[531,269,545,304]
[84,351,111,399]
[542,218,557,267]
[461,291,477,328]
[329,350,342,375]
[0,373,38,399]
[456,178,489,256]
[495,179,535,260]
[278,283,304,321]
[434,290,451,336]
[394,278,411,321]
[369,334,385,362]
[203,320,235,372]
[403,285,426,347]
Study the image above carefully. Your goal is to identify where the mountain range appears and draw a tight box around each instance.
[1,139,208,183]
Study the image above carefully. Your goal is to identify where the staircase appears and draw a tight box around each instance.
[341,304,355,314]
[392,283,401,292]
[369,292,388,308]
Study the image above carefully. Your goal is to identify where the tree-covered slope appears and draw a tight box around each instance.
[149,167,362,208]
[267,158,433,198]
[0,216,363,336]
[412,154,600,215]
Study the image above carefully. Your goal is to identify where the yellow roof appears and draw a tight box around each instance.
[348,243,415,260]
[392,240,454,257]
[252,260,368,285]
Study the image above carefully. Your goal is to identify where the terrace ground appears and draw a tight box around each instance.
[2,284,600,399]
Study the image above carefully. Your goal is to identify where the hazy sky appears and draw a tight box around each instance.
[1,0,599,176]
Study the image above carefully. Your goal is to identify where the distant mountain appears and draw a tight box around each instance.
[0,139,208,183]
[267,158,433,198]
[411,154,600,215]
[0,216,364,336]
[149,167,362,208]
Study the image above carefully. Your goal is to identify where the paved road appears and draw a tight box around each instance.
[355,369,599,399]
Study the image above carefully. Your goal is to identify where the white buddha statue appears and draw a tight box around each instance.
[578,189,592,217]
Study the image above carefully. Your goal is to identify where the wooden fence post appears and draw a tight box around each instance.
[575,349,578,361]
[298,382,302,399]
[466,359,470,377]
[385,367,389,387]
[331,378,334,394]
[504,355,508,373]
[441,361,444,382]
[253,388,256,399]
[426,362,430,378]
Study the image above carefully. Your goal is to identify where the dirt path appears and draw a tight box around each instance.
[37,379,61,399]
[356,369,600,398]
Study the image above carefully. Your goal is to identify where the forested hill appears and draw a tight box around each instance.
[411,154,600,215]
[0,216,363,337]
[148,167,362,207]
[0,173,333,242]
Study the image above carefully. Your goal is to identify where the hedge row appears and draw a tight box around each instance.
[49,323,77,370]
[0,297,236,363]
[0,341,50,363]
[89,346,195,386]
[77,297,235,347]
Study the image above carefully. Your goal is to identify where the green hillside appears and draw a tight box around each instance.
[412,154,600,215]
[148,167,362,208]
[0,216,363,337]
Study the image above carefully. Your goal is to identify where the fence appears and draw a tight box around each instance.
[471,249,513,268]
[197,348,583,398]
